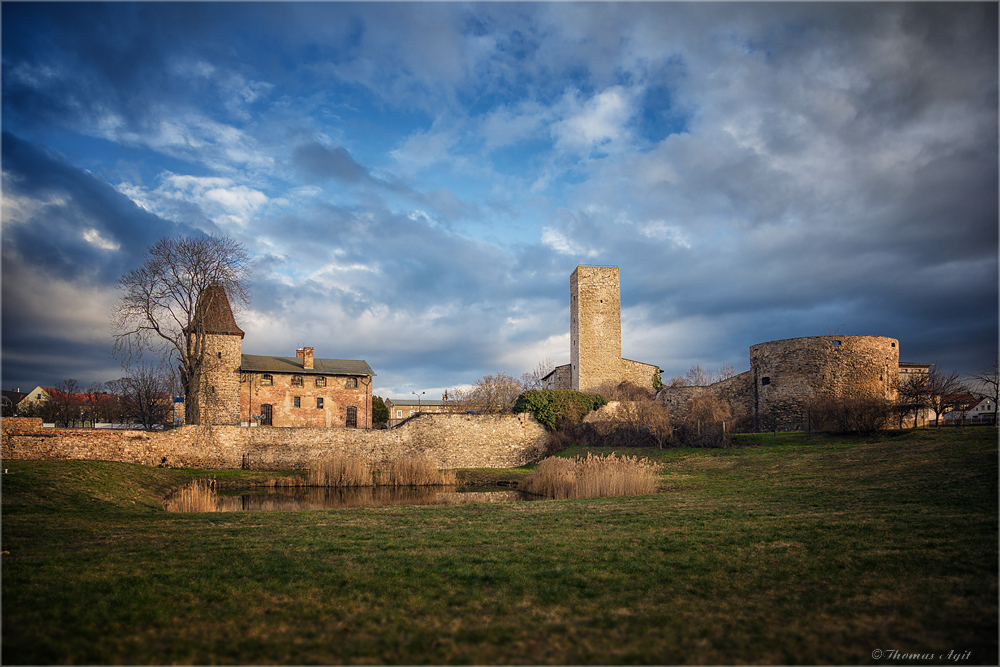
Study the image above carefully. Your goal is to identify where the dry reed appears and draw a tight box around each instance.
[520,452,661,500]
[308,453,373,487]
[376,454,457,487]
[162,479,218,512]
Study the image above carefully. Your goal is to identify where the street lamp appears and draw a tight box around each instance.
[412,391,425,413]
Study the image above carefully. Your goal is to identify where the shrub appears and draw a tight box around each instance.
[807,395,893,436]
[513,389,608,431]
[520,452,661,499]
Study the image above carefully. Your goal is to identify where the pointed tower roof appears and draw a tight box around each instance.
[188,284,245,338]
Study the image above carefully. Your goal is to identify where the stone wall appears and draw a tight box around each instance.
[750,335,899,431]
[2,412,549,471]
[657,336,900,432]
[621,358,660,390]
[657,372,754,420]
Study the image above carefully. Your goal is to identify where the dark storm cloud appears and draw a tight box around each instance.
[2,2,996,395]
[1,132,190,281]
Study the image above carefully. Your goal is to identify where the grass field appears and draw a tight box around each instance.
[2,428,997,664]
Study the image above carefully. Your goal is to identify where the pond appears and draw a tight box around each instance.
[164,481,538,512]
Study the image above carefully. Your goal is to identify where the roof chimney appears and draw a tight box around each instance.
[297,347,314,370]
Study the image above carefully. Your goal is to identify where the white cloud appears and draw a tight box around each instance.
[82,228,120,251]
[116,173,270,230]
[553,86,636,150]
[541,227,600,257]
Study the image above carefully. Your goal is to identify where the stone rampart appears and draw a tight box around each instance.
[750,335,899,431]
[1,412,549,470]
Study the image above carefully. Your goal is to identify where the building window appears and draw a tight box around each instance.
[260,404,272,426]
[293,396,301,408]
[396,410,402,418]
[292,375,303,387]
[346,406,357,428]
[315,376,326,387]
[317,397,324,409]
[261,374,273,386]
[762,377,771,386]
[346,377,358,389]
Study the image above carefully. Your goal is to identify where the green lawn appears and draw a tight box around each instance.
[2,428,997,664]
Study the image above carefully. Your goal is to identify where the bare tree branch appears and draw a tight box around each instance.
[111,236,252,411]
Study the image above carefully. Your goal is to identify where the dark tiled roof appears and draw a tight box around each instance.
[187,284,245,337]
[241,354,374,377]
[384,399,447,407]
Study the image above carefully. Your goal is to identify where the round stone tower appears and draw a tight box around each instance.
[750,335,899,431]
[185,284,245,426]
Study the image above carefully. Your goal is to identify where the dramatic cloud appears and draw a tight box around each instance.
[2,2,996,398]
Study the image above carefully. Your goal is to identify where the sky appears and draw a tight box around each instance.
[2,1,997,400]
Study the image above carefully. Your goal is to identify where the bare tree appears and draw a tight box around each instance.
[521,359,555,390]
[713,363,736,383]
[666,375,689,388]
[897,371,931,428]
[111,236,252,410]
[967,354,999,422]
[449,372,525,414]
[685,364,710,387]
[115,364,176,431]
[52,379,84,427]
[925,366,966,426]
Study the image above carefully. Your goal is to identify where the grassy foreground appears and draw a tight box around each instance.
[2,428,997,665]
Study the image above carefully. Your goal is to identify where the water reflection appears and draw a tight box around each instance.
[164,482,534,512]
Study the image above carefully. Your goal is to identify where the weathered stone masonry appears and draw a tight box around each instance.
[2,413,549,470]
[658,335,902,431]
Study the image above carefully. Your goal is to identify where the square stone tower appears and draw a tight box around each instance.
[570,266,622,393]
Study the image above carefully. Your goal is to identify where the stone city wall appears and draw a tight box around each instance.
[750,335,899,431]
[657,372,754,415]
[2,413,549,470]
[621,358,660,391]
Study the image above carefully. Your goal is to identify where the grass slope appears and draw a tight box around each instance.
[2,429,997,665]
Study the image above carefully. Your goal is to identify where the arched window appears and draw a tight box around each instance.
[292,375,303,387]
[345,377,358,389]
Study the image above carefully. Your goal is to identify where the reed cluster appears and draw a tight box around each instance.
[520,452,661,500]
[307,453,455,487]
[162,479,217,512]
[376,455,457,487]
[308,454,373,487]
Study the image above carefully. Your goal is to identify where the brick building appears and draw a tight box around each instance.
[240,348,374,428]
[188,285,375,428]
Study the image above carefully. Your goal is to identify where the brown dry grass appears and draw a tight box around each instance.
[520,452,661,499]
[162,479,217,512]
[308,453,373,487]
[376,454,457,486]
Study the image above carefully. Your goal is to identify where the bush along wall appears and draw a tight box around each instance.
[513,390,608,431]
